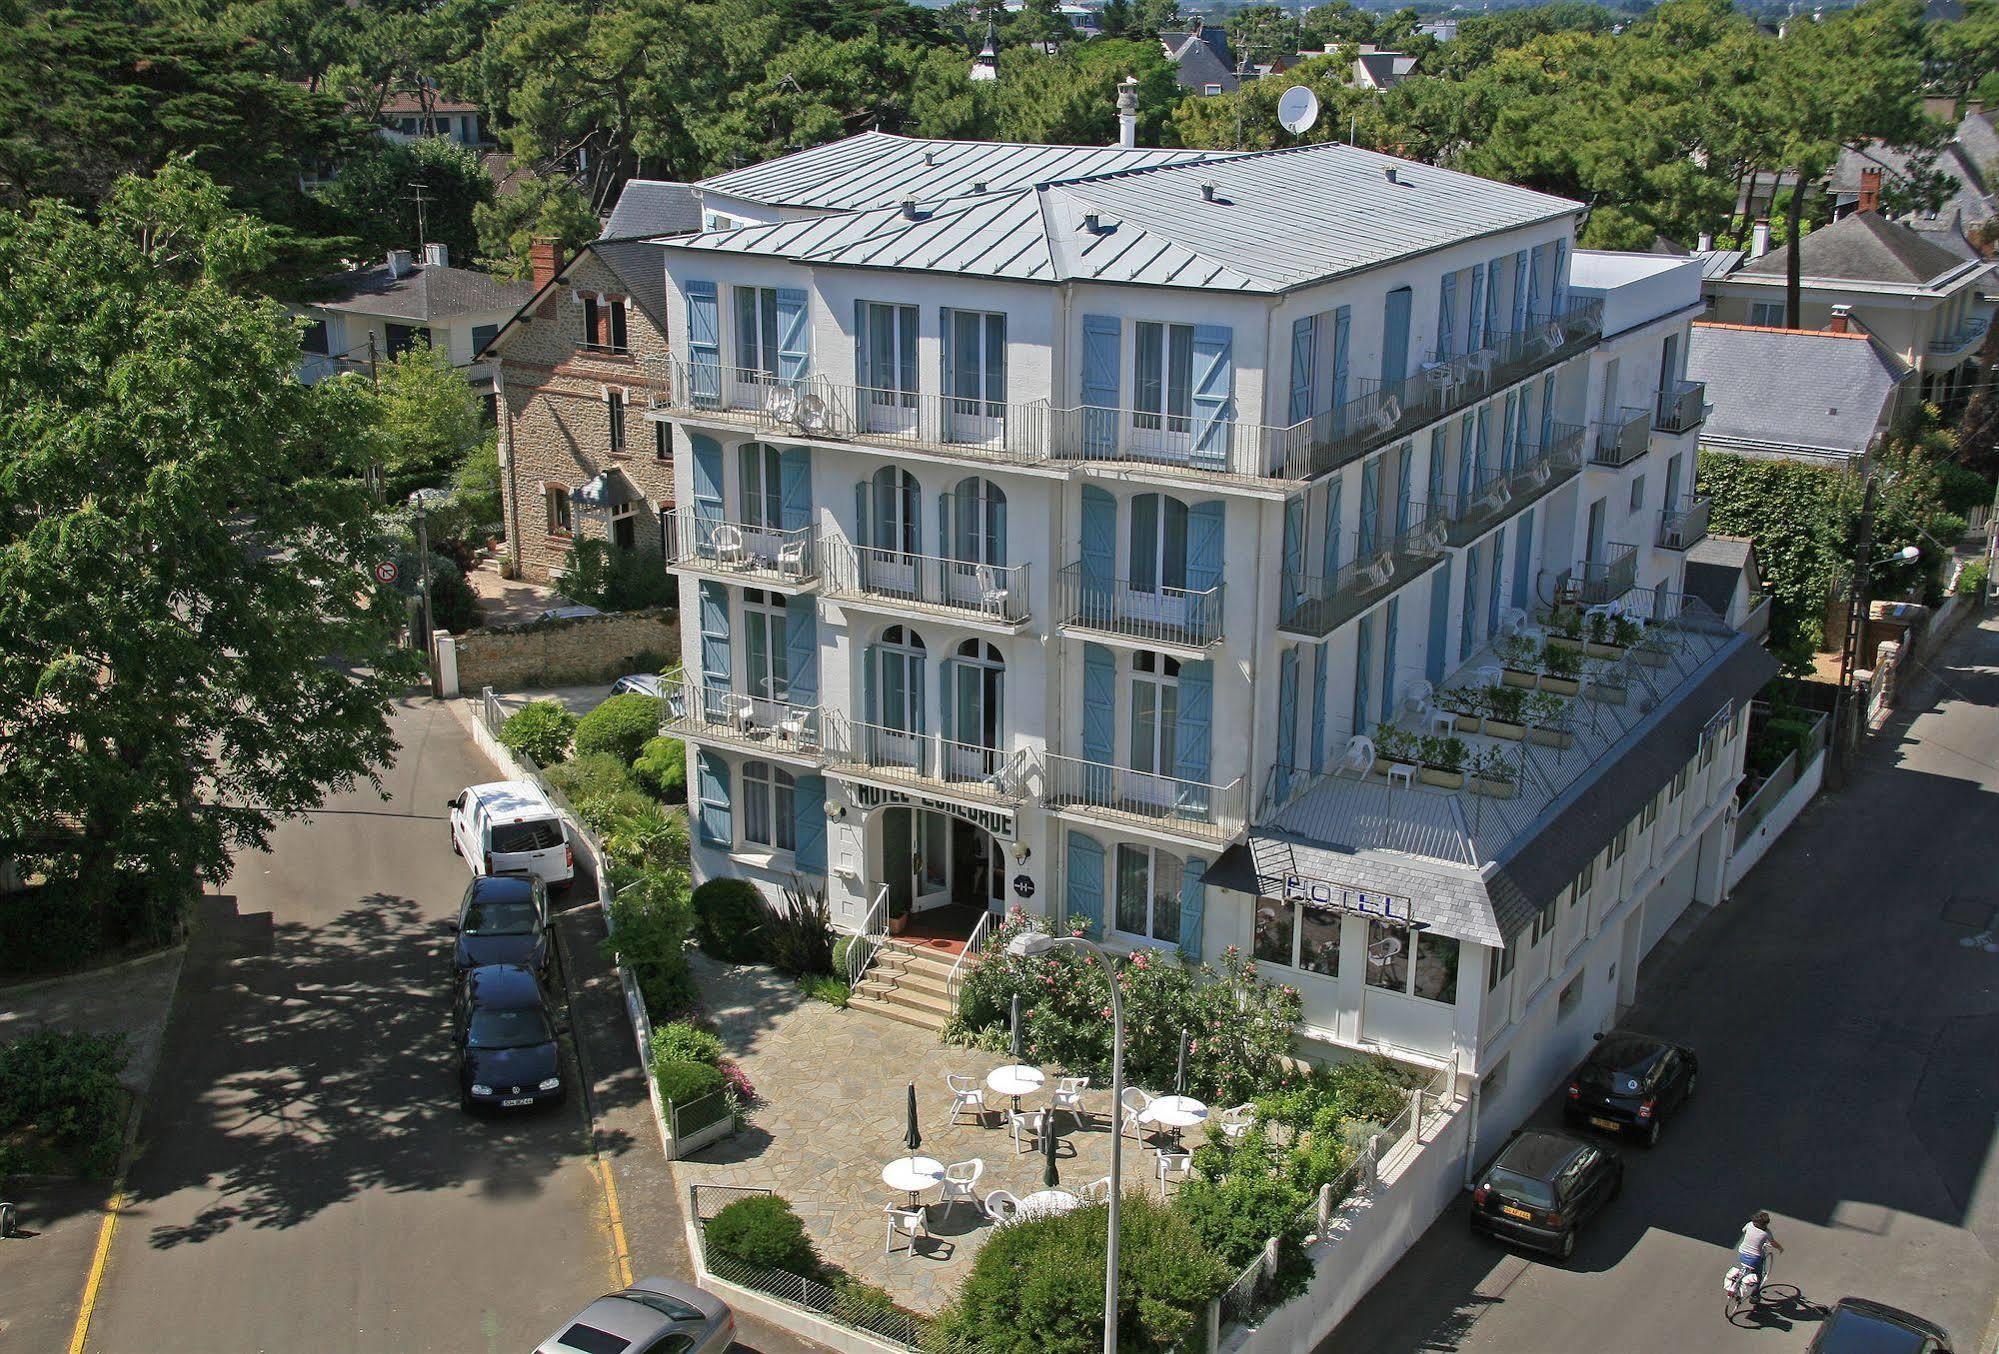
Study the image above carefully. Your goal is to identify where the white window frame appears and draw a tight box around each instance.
[1133,321,1195,433]
[740,441,783,528]
[1113,841,1184,948]
[743,588,789,703]
[741,759,796,852]
[734,285,780,377]
[1129,652,1180,778]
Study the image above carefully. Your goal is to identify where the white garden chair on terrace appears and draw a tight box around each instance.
[1335,735,1376,782]
[984,1189,1021,1226]
[1119,1087,1156,1142]
[939,1159,985,1218]
[1052,1076,1090,1124]
[946,1073,988,1126]
[883,1203,929,1256]
[1010,1108,1048,1155]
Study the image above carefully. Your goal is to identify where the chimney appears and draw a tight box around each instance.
[1750,218,1771,259]
[1829,304,1852,334]
[529,235,561,290]
[1200,181,1217,201]
[385,248,413,279]
[423,241,449,268]
[1383,166,1400,185]
[1858,166,1882,214]
[1696,231,1713,252]
[900,199,922,220]
[1116,76,1138,150]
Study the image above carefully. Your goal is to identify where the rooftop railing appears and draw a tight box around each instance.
[661,677,827,759]
[662,509,818,587]
[1279,504,1448,638]
[1043,751,1247,843]
[1054,563,1225,649]
[1653,380,1707,435]
[1590,407,1650,467]
[1927,315,1989,357]
[818,541,1030,625]
[1657,494,1712,551]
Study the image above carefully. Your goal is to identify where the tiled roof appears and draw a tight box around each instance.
[1686,321,1909,458]
[604,179,702,240]
[671,141,1580,295]
[308,261,537,322]
[695,131,1230,211]
[1683,535,1755,619]
[1734,210,1973,288]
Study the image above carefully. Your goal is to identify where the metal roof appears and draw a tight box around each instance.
[696,131,1232,211]
[671,141,1582,295]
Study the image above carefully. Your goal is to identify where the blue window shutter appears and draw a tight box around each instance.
[1288,315,1317,425]
[1274,647,1299,800]
[696,749,731,847]
[784,593,817,707]
[1081,315,1121,457]
[686,281,720,404]
[1321,478,1344,578]
[1331,306,1352,420]
[1394,443,1414,534]
[1353,612,1374,735]
[699,580,730,693]
[1501,392,1518,471]
[1178,855,1208,963]
[1487,526,1506,637]
[1526,246,1544,320]
[1282,494,1306,612]
[1427,428,1447,506]
[1082,643,1115,764]
[1381,598,1401,717]
[1474,405,1491,479]
[1436,272,1458,358]
[1380,288,1412,388]
[854,299,869,389]
[1541,373,1557,446]
[1457,415,1476,500]
[1512,507,1535,610]
[1065,832,1105,937]
[778,446,811,531]
[1485,259,1503,337]
[1426,558,1452,683]
[1460,543,1480,657]
[1187,500,1225,595]
[1190,325,1234,466]
[1080,484,1116,621]
[1467,267,1486,349]
[1175,659,1213,794]
[863,644,878,724]
[1358,457,1382,555]
[775,288,809,386]
[1309,641,1329,774]
[1511,251,1529,332]
[691,434,723,525]
[792,775,826,873]
[1551,238,1568,315]
[1516,386,1535,453]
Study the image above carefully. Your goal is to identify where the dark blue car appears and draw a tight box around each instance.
[453,964,564,1113]
[450,873,550,981]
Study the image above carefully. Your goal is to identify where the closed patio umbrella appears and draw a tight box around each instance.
[1174,1029,1189,1097]
[1010,993,1023,1059]
[1042,1104,1060,1189]
[905,1082,921,1153]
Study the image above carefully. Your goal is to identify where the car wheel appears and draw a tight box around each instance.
[1556,1228,1576,1260]
[1643,1118,1662,1148]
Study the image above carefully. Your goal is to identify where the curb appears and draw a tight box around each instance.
[0,944,186,1000]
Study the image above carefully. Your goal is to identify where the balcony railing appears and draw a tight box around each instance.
[1657,494,1712,551]
[1281,505,1447,638]
[1434,424,1585,548]
[1927,315,1989,357]
[1590,407,1650,467]
[1047,404,1318,484]
[819,542,1030,625]
[663,509,818,587]
[1042,751,1247,842]
[1054,563,1225,649]
[662,678,826,758]
[1654,380,1707,434]
[824,715,1035,802]
[1564,542,1639,605]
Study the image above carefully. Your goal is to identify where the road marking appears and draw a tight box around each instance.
[66,1182,127,1354]
[593,1155,635,1288]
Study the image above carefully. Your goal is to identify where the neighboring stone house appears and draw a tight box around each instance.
[485,209,689,583]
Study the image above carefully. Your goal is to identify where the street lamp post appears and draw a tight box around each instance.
[408,487,451,650]
[1007,930,1124,1354]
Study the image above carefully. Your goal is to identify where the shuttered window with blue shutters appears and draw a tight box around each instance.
[1456,414,1476,501]
[685,281,720,405]
[1353,612,1375,736]
[1179,855,1208,963]
[1516,385,1535,455]
[1467,267,1487,350]
[1288,315,1317,425]
[698,580,730,698]
[1500,392,1518,472]
[1382,597,1401,717]
[1486,257,1504,338]
[1082,643,1116,766]
[1526,245,1545,319]
[1540,373,1558,446]
[696,749,731,847]
[1426,558,1452,683]
[1436,272,1458,358]
[690,434,723,526]
[1427,428,1448,509]
[1487,525,1506,638]
[1331,306,1352,428]
[1474,405,1491,481]
[1381,288,1412,388]
[1321,477,1343,580]
[1275,646,1299,800]
[1190,325,1234,466]
[775,288,809,386]
[1551,238,1568,315]
[1511,251,1530,332]
[784,594,816,707]
[1065,832,1105,937]
[778,447,811,531]
[1460,542,1481,657]
[1081,314,1121,457]
[791,774,827,873]
[1187,501,1225,595]
[1174,658,1213,801]
[1079,485,1116,621]
[1512,508,1535,610]
[1358,456,1382,555]
[1281,494,1306,614]
[1310,641,1329,774]
[1394,443,1414,534]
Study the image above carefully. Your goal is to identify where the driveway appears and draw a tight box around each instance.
[1323,615,1999,1354]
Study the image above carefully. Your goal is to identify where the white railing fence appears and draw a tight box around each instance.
[942,908,994,1013]
[845,884,891,991]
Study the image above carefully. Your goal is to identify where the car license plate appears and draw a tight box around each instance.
[1589,1116,1621,1131]
[1500,1205,1533,1221]
[501,1097,532,1107]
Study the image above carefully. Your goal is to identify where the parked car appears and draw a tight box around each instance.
[453,964,564,1112]
[1807,1298,1953,1353]
[449,874,551,981]
[448,781,573,889]
[534,1277,735,1354]
[1563,1031,1698,1146]
[610,673,667,699]
[1469,1129,1621,1260]
[535,603,603,624]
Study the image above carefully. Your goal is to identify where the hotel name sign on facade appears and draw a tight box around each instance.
[1280,875,1415,924]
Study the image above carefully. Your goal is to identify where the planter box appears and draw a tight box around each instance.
[1501,668,1539,690]
[1484,718,1528,740]
[1584,641,1625,660]
[1419,766,1466,789]
[1537,674,1583,696]
[1527,726,1576,750]
[1449,712,1483,734]
[1469,776,1518,798]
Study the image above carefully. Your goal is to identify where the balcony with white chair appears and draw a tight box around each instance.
[660,674,825,765]
[662,507,819,592]
[819,541,1031,631]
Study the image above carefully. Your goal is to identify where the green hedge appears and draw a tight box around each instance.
[650,1020,724,1067]
[652,1057,726,1107]
[692,878,767,962]
[706,1194,821,1277]
[499,700,576,766]
[0,1031,128,1177]
[633,735,688,803]
[574,693,664,764]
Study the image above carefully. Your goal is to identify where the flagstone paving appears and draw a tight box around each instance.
[674,955,1191,1314]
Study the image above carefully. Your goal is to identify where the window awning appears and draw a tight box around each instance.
[569,467,643,509]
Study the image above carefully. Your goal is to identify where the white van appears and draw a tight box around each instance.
[448,781,574,888]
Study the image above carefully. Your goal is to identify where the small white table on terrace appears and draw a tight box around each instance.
[1143,1095,1210,1146]
[881,1156,945,1206]
[986,1064,1045,1115]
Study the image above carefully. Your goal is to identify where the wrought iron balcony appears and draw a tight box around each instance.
[1054,563,1224,650]
[1590,407,1650,467]
[1653,380,1707,435]
[819,542,1030,626]
[1279,505,1448,638]
[662,509,818,588]
[661,678,826,761]
[1434,424,1584,548]
[823,714,1035,805]
[1657,494,1712,551]
[1563,542,1639,605]
[1042,751,1247,843]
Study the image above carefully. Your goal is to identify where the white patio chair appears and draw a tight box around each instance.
[883,1203,929,1256]
[1474,666,1504,690]
[1157,1149,1193,1195]
[1079,1176,1113,1204]
[1119,1088,1156,1142]
[777,538,810,579]
[1010,1108,1048,1155]
[939,1159,985,1218]
[984,1190,1021,1227]
[1400,679,1435,721]
[1335,735,1376,782]
[1357,552,1395,590]
[723,694,755,734]
[711,523,746,569]
[975,563,1011,618]
[1217,1103,1257,1142]
[1052,1076,1090,1124]
[946,1073,988,1127]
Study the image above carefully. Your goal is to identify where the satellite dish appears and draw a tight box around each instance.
[1277,85,1321,135]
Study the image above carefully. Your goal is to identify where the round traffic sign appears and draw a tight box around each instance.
[373,560,400,584]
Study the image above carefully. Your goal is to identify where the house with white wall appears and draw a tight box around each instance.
[642,134,1771,1167]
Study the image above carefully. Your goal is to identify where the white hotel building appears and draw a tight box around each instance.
[636,133,1773,1158]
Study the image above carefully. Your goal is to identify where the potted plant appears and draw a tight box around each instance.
[1493,633,1540,688]
[1480,683,1529,739]
[1468,747,1518,798]
[888,882,911,935]
[1521,690,1576,748]
[1417,734,1468,789]
[1373,724,1422,774]
[1537,641,1584,695]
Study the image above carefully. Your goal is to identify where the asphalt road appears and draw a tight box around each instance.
[1324,614,1999,1354]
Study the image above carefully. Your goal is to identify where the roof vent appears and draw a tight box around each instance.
[923,150,935,166]
[972,179,987,193]
[1082,212,1113,235]
[900,199,922,220]
[1383,166,1400,185]
[1200,181,1217,201]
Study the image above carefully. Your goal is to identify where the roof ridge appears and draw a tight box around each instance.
[1693,320,1873,339]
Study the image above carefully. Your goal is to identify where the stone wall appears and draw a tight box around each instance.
[451,606,679,690]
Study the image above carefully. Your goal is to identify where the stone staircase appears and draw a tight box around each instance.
[850,937,971,1033]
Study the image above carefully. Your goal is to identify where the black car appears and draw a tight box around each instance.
[453,964,565,1112]
[1469,1129,1621,1259]
[1807,1298,1953,1354]
[450,873,551,980]
[1563,1031,1698,1146]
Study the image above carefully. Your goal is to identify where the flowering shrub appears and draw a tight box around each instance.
[949,912,1301,1104]
[719,1061,758,1107]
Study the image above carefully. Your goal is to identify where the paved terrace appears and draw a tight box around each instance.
[676,956,1195,1315]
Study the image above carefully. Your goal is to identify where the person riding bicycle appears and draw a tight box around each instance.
[1736,1211,1784,1281]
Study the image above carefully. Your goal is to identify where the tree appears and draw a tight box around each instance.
[318,134,492,266]
[354,343,487,491]
[1301,0,1377,49]
[992,40,1181,145]
[474,173,599,276]
[0,164,416,956]
[1228,5,1303,65]
[1928,0,1999,106]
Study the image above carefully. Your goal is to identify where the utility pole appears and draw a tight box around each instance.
[1831,474,1877,775]
[409,181,433,249]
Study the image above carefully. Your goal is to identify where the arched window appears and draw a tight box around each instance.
[869,626,928,733]
[945,477,1007,566]
[742,760,796,851]
[869,465,921,556]
[1130,492,1190,594]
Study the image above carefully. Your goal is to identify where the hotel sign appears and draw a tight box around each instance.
[1281,875,1413,923]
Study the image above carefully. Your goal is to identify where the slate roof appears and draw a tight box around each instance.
[670,141,1581,295]
[696,131,1228,211]
[1686,321,1909,460]
[1163,28,1242,92]
[1734,211,1973,288]
[1683,535,1756,620]
[592,239,671,327]
[1693,248,1745,281]
[307,261,537,322]
[603,179,702,240]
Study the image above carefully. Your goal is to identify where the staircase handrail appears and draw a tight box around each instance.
[846,884,891,990]
[942,909,994,1015]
